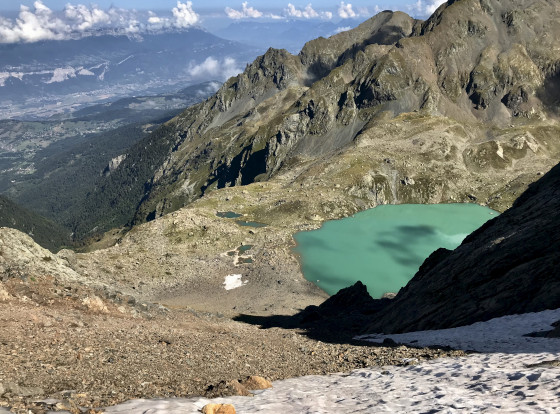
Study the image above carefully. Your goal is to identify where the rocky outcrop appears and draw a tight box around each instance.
[0,227,165,317]
[366,161,560,334]
[201,404,236,414]
[240,376,273,391]
[103,154,127,176]
[0,227,79,284]
[293,281,391,341]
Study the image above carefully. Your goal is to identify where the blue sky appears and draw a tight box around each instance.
[0,0,445,44]
[0,1,436,14]
[1,1,399,10]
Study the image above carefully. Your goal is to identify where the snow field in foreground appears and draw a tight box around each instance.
[102,309,560,413]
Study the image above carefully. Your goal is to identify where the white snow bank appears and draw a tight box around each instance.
[358,308,560,353]
[103,309,560,413]
[223,274,247,290]
[104,354,560,413]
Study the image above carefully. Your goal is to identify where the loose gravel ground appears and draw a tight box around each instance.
[0,274,465,413]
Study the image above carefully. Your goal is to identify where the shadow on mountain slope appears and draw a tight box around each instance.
[234,282,390,345]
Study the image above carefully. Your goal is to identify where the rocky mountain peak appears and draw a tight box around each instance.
[73,0,560,237]
[413,0,560,118]
[299,11,419,82]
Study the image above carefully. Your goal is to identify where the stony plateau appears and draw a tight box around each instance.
[0,226,465,413]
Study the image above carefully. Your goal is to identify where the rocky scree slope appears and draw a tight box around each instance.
[75,0,560,240]
[0,227,466,413]
[365,160,560,334]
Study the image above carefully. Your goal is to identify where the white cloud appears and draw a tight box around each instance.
[333,26,351,35]
[408,0,447,16]
[147,1,199,30]
[0,1,200,44]
[225,2,263,19]
[5,2,69,42]
[284,3,332,20]
[358,6,372,16]
[338,2,357,18]
[188,57,242,81]
[172,1,199,28]
[147,12,164,25]
[285,3,332,20]
[197,81,221,96]
[337,2,371,18]
[64,4,111,31]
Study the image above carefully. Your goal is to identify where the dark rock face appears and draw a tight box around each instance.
[304,281,385,318]
[296,281,391,341]
[366,162,560,334]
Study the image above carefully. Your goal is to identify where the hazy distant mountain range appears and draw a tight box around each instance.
[214,18,367,53]
[0,29,259,119]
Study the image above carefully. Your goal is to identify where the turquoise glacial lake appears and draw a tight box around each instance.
[293,204,498,298]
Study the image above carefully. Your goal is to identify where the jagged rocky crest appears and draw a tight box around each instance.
[78,0,560,238]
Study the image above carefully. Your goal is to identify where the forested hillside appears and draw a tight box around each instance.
[0,196,70,251]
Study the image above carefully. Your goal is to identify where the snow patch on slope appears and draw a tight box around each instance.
[223,274,247,290]
[358,308,560,353]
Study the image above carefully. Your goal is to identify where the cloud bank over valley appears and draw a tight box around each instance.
[0,1,393,44]
[0,1,200,43]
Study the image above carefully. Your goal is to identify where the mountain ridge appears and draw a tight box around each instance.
[73,0,560,240]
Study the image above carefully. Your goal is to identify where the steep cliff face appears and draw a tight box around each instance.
[77,0,560,238]
[366,161,560,334]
